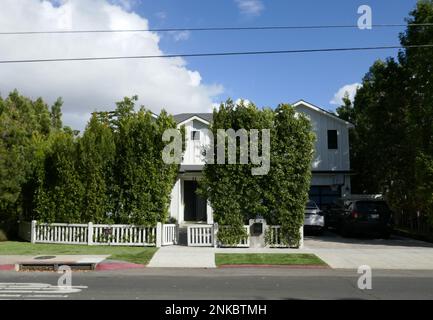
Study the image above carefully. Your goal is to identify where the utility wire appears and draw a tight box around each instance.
[0,44,432,64]
[1,23,433,35]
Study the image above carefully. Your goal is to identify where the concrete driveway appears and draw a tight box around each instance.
[303,231,433,270]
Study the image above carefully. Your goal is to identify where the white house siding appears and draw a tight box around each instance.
[294,102,353,207]
[169,102,353,221]
[169,118,213,224]
[294,104,351,172]
[182,119,212,165]
[169,179,180,222]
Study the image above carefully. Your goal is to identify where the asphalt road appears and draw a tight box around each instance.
[1,268,433,300]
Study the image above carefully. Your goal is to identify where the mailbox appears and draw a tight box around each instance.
[251,222,263,236]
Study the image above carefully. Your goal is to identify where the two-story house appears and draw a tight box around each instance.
[168,100,354,225]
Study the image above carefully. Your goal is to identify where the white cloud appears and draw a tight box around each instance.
[235,0,264,17]
[109,0,137,12]
[0,0,223,131]
[330,83,362,105]
[169,30,191,42]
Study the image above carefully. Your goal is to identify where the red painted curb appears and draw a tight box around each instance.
[96,262,145,271]
[0,264,15,271]
[218,264,329,269]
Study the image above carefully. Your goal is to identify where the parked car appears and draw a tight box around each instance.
[304,200,325,234]
[324,198,393,238]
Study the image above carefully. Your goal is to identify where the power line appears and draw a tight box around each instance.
[1,23,433,35]
[0,44,432,64]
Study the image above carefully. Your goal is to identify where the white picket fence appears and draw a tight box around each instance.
[22,221,158,247]
[187,224,214,247]
[35,222,89,245]
[187,224,250,247]
[218,225,250,248]
[267,225,304,248]
[19,221,302,248]
[92,224,156,246]
[267,225,285,248]
[162,224,177,246]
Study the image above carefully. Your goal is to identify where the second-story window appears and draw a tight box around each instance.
[191,130,200,141]
[327,130,338,149]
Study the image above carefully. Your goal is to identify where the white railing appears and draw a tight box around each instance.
[266,225,304,248]
[187,224,214,247]
[267,225,287,248]
[35,222,89,245]
[218,225,250,248]
[162,224,177,246]
[92,224,156,246]
[22,221,157,246]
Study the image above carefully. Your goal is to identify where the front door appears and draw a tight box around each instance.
[184,180,207,222]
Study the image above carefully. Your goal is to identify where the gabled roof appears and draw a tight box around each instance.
[173,113,212,126]
[161,100,354,128]
[292,100,354,128]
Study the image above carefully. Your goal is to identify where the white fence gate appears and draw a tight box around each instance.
[187,224,214,247]
[162,224,178,246]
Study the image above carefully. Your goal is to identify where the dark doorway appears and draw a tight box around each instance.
[184,180,207,222]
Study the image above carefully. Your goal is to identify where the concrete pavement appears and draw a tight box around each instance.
[302,232,433,270]
[147,246,216,268]
[148,232,433,270]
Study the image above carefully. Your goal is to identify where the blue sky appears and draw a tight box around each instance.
[133,0,417,111]
[0,0,419,130]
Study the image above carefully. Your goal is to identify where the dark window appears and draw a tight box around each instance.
[327,130,338,149]
[191,130,200,141]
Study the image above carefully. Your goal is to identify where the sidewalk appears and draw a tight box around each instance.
[147,246,307,268]
[147,246,216,268]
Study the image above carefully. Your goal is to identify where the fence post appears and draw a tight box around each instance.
[88,222,93,246]
[30,220,36,244]
[298,225,304,249]
[156,222,162,248]
[213,222,219,248]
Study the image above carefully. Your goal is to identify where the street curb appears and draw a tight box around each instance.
[218,264,330,269]
[0,264,16,271]
[95,262,145,271]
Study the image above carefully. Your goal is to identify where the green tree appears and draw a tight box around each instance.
[336,1,433,230]
[400,0,433,228]
[78,114,115,223]
[200,100,314,247]
[0,91,60,236]
[265,104,315,246]
[112,97,182,225]
[35,130,84,223]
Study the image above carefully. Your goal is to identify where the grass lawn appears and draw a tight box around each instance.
[215,253,327,267]
[0,241,158,265]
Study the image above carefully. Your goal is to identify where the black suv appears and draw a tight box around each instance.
[324,199,393,238]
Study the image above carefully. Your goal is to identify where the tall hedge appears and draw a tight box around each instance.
[78,114,115,223]
[200,100,314,247]
[0,91,62,236]
[31,96,183,226]
[112,97,182,225]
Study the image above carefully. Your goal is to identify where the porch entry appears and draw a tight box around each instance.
[183,180,207,222]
